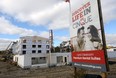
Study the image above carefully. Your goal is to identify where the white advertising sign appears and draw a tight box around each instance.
[70,0,109,71]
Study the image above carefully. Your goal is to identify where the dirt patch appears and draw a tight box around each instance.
[0,58,116,78]
[0,61,74,78]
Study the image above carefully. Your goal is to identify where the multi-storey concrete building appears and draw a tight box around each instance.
[13,36,71,68]
[12,36,50,54]
[13,36,50,68]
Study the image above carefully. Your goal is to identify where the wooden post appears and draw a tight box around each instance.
[74,67,77,78]
[98,0,109,77]
[101,72,107,78]
[97,0,109,71]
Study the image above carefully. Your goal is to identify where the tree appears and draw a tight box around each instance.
[55,46,60,52]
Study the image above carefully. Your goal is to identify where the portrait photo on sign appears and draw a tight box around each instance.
[71,25,103,52]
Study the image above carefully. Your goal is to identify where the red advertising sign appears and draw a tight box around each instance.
[72,50,106,64]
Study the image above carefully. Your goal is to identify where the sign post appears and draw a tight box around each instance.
[97,0,109,77]
[69,0,109,76]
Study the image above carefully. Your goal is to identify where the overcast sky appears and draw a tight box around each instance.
[0,0,116,50]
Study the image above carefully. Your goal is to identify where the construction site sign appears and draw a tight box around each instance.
[70,0,109,71]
